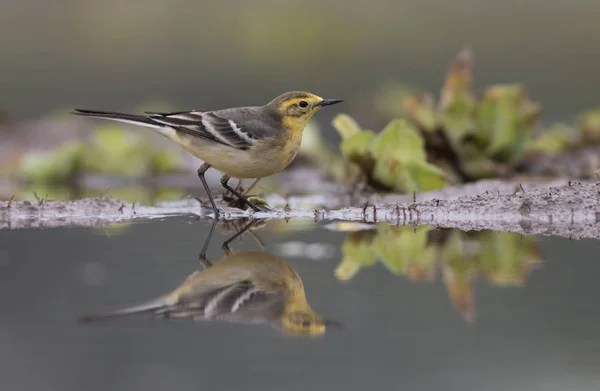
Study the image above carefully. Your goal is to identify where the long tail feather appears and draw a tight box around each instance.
[72,108,163,129]
[78,296,172,323]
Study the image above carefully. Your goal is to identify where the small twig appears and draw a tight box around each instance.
[235,179,244,192]
[33,192,47,206]
[7,195,14,208]
[362,201,369,223]
[248,230,266,249]
[571,208,574,227]
[243,178,261,196]
[100,186,111,198]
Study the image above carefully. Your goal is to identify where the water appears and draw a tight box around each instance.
[0,217,598,390]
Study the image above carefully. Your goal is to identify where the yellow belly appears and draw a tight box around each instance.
[171,132,301,179]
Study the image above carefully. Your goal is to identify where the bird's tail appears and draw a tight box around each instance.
[78,295,174,323]
[72,108,163,130]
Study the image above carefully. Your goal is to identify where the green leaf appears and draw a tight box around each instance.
[17,141,85,183]
[577,109,600,144]
[438,95,476,141]
[246,196,269,208]
[370,119,446,192]
[332,113,363,140]
[371,119,427,162]
[340,130,377,160]
[402,94,438,131]
[526,125,573,155]
[150,150,182,174]
[482,85,522,155]
[476,84,540,163]
[83,125,149,176]
[407,161,447,191]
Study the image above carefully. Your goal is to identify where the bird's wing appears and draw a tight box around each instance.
[167,280,284,325]
[147,109,267,150]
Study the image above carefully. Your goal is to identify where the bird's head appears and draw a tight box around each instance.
[266,91,343,130]
[280,310,343,337]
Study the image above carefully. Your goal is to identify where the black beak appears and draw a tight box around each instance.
[324,318,344,329]
[318,99,344,107]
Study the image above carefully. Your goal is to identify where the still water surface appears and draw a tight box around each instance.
[0,217,598,390]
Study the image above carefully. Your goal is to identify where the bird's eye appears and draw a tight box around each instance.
[301,320,311,327]
[298,101,308,108]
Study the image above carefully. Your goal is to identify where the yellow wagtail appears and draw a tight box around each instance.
[79,219,340,336]
[73,91,343,217]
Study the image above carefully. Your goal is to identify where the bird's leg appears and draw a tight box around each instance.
[222,218,265,254]
[198,218,218,268]
[197,163,220,218]
[220,175,265,212]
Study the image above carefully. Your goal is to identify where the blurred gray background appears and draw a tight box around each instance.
[1,0,599,129]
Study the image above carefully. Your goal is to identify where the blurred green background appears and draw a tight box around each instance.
[2,0,599,127]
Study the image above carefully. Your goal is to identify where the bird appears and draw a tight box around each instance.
[79,219,341,337]
[72,91,343,218]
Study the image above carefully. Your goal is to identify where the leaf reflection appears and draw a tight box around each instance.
[334,223,543,323]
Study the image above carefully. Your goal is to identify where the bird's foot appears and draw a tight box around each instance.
[250,203,272,213]
[194,197,222,219]
[246,196,271,213]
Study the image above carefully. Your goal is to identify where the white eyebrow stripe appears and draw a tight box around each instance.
[228,120,256,145]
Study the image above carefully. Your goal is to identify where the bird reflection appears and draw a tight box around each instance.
[80,219,340,337]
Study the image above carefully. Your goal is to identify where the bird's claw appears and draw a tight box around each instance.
[194,197,222,219]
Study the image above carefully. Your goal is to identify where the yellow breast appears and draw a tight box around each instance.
[170,124,304,179]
